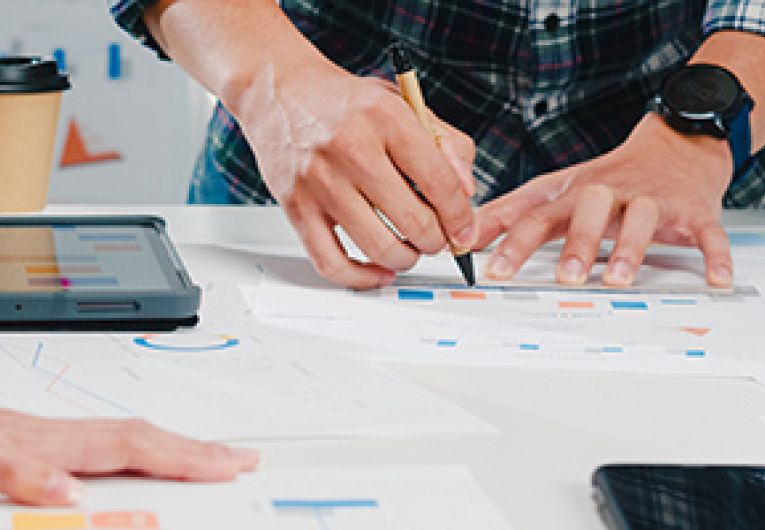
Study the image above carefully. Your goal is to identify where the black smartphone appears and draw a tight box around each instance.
[592,464,765,530]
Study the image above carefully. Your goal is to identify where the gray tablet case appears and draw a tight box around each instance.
[0,215,200,331]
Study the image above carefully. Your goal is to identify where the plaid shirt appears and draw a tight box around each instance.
[111,0,765,207]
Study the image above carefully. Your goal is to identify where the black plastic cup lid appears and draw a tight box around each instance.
[0,56,70,94]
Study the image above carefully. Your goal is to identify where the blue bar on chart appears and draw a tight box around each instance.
[52,47,66,72]
[661,299,697,306]
[78,233,138,243]
[728,232,765,246]
[436,339,458,348]
[519,343,540,351]
[686,350,706,358]
[271,499,379,509]
[610,301,648,310]
[601,346,624,353]
[398,289,435,301]
[108,43,122,80]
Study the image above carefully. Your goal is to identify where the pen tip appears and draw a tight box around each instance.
[455,253,476,287]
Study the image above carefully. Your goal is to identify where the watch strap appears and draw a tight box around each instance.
[729,98,754,183]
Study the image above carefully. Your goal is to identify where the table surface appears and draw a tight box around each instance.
[43,205,765,529]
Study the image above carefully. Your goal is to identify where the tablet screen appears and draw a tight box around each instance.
[0,225,172,292]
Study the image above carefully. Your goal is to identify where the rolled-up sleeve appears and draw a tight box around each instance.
[704,1,765,36]
[110,0,169,59]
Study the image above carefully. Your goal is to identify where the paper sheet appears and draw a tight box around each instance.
[241,248,765,378]
[0,467,511,530]
[0,334,492,441]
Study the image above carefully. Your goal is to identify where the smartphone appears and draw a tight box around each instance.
[592,464,765,530]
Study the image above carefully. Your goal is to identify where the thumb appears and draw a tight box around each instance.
[0,452,85,506]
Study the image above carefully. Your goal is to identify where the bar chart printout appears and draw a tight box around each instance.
[254,467,512,530]
[1,467,512,530]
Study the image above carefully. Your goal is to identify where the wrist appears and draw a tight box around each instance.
[635,112,733,186]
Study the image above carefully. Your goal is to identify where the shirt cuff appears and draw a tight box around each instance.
[704,1,765,36]
[110,0,170,60]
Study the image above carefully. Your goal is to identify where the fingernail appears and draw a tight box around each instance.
[234,447,260,459]
[485,255,514,279]
[452,223,476,248]
[606,259,633,285]
[46,471,86,504]
[557,257,585,284]
[234,448,260,469]
[378,271,396,287]
[710,264,732,286]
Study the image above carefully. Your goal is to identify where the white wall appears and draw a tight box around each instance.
[0,0,214,204]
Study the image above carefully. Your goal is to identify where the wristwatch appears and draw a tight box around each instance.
[651,63,755,181]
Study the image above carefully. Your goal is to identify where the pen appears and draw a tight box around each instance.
[387,41,476,287]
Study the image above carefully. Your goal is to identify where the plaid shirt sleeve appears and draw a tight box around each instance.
[702,1,765,206]
[109,0,168,59]
[704,0,765,35]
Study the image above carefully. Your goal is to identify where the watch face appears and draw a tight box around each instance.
[663,64,740,115]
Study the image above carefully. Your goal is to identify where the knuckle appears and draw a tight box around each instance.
[579,183,614,204]
[401,211,445,253]
[119,419,152,452]
[0,459,16,483]
[566,230,602,254]
[365,236,407,267]
[205,443,235,461]
[313,254,345,282]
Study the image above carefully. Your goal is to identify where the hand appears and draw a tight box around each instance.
[475,113,734,287]
[0,409,259,506]
[235,64,477,289]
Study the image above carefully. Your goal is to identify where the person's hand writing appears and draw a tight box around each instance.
[475,113,734,287]
[233,65,477,289]
[0,409,259,506]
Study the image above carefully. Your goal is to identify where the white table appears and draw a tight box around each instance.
[44,205,765,529]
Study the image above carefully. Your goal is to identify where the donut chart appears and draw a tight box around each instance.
[133,334,240,353]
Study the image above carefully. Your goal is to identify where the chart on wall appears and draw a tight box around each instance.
[0,0,211,203]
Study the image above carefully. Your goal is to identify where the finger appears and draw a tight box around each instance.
[284,198,395,289]
[603,196,660,287]
[474,170,572,250]
[431,115,477,197]
[385,111,476,250]
[115,420,255,482]
[0,452,84,506]
[556,184,616,285]
[350,156,447,254]
[27,418,260,482]
[484,202,568,280]
[317,179,420,271]
[698,222,733,288]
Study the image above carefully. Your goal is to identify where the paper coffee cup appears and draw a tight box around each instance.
[0,57,70,212]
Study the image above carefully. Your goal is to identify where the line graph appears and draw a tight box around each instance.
[1,340,134,416]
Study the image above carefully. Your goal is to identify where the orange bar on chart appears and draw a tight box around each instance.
[26,265,60,275]
[450,290,487,300]
[681,327,711,337]
[91,512,159,529]
[12,513,87,530]
[558,301,595,309]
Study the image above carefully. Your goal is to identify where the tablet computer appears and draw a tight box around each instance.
[0,215,200,331]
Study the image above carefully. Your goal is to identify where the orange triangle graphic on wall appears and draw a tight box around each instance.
[60,119,122,168]
[681,327,711,337]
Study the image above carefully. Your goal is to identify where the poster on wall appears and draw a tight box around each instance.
[0,0,213,204]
